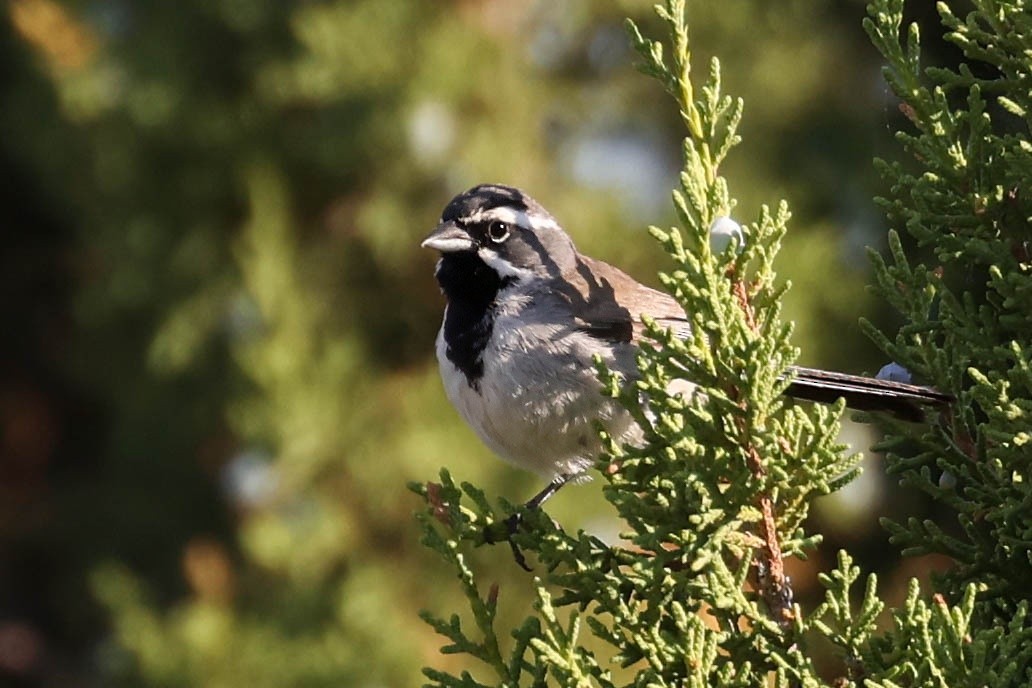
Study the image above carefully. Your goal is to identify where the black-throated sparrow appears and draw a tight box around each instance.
[423,184,950,508]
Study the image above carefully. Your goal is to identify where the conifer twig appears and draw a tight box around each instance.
[732,279,794,629]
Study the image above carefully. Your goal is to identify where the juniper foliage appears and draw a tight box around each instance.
[859,0,1032,684]
[415,0,1032,685]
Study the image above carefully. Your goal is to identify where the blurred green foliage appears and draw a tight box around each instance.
[0,0,961,685]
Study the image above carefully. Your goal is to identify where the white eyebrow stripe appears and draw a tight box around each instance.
[467,206,560,233]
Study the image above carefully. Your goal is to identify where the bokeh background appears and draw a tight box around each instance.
[1,1,959,685]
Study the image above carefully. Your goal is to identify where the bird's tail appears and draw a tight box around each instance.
[784,365,952,421]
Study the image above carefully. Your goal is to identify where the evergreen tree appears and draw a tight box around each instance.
[415,0,1032,685]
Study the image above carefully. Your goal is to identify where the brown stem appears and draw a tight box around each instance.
[732,280,795,629]
[748,444,794,627]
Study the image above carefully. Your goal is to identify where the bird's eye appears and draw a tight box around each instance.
[487,221,510,243]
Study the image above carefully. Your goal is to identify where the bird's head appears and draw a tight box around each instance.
[422,184,577,280]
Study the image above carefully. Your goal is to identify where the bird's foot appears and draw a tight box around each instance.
[481,474,576,572]
[483,511,532,571]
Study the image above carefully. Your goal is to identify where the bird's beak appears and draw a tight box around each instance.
[421,221,476,253]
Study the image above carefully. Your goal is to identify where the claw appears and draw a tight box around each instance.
[505,513,532,571]
[482,473,577,572]
[483,512,533,571]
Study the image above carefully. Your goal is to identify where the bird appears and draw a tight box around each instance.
[422,183,951,514]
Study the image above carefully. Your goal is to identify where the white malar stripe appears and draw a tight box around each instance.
[478,247,534,280]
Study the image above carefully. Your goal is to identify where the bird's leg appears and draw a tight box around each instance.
[525,472,576,510]
[486,473,575,571]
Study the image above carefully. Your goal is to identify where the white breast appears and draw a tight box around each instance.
[435,307,642,480]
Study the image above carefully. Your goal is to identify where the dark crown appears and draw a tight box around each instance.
[441,184,549,225]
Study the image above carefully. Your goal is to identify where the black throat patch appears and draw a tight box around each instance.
[435,252,513,389]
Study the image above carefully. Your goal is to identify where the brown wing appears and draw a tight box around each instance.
[556,254,688,344]
[553,254,951,420]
